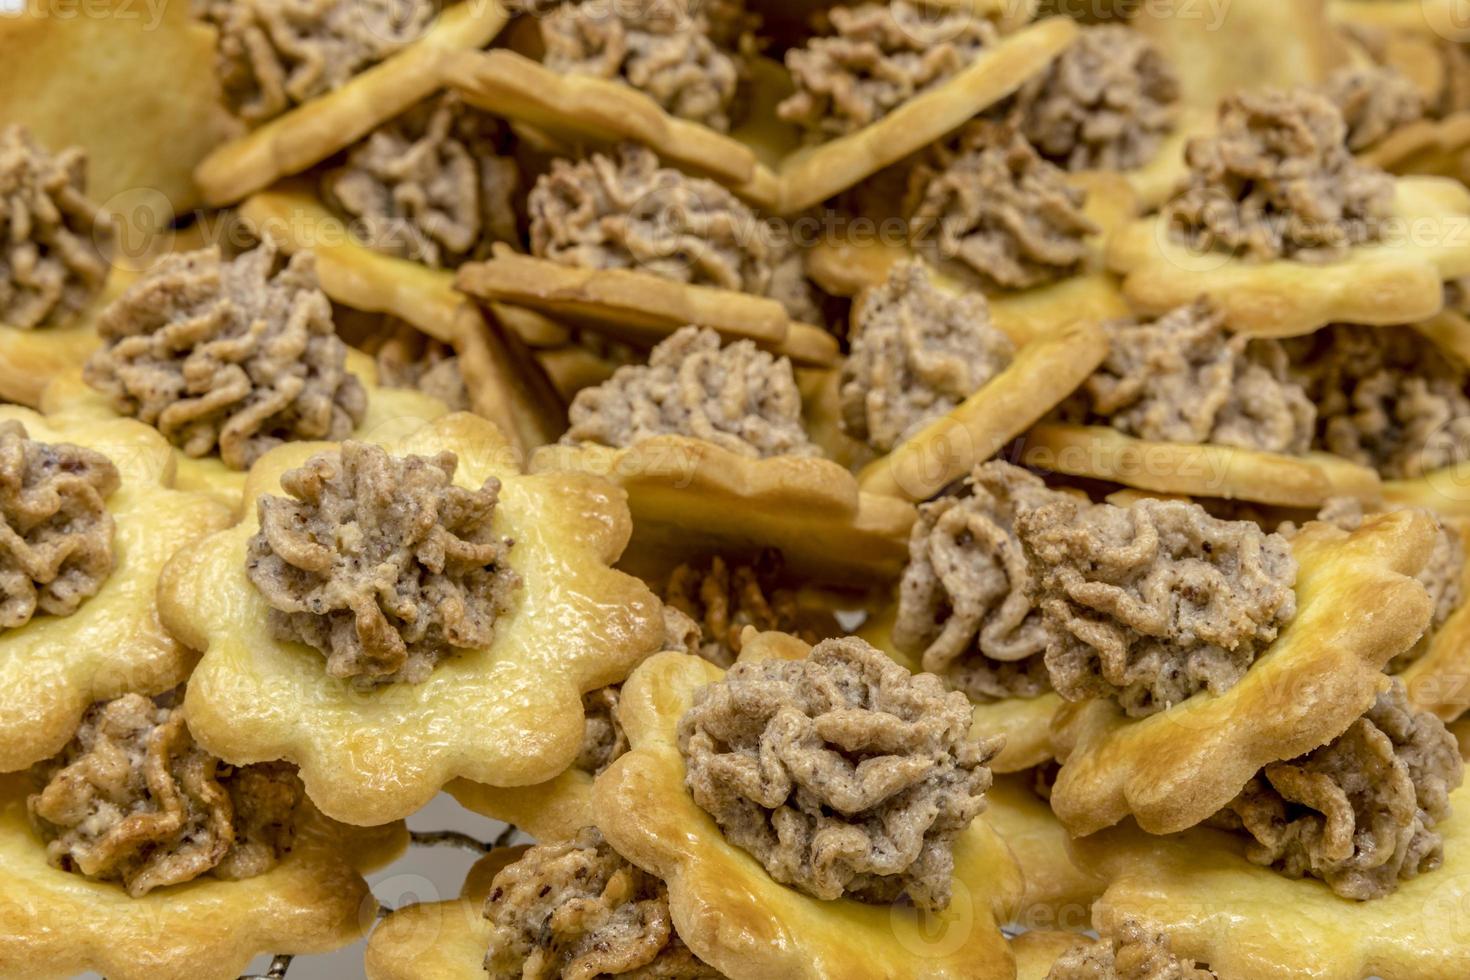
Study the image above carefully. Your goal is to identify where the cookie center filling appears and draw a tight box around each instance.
[906,122,1098,291]
[198,0,443,126]
[839,259,1015,454]
[1164,87,1396,262]
[1016,493,1299,718]
[483,826,723,979]
[0,420,119,631]
[322,92,522,269]
[894,461,1074,701]
[84,243,367,470]
[1210,678,1464,900]
[1045,917,1216,979]
[245,440,520,686]
[27,693,303,897]
[0,124,113,331]
[528,145,819,322]
[1321,65,1425,154]
[563,325,817,459]
[677,636,1000,911]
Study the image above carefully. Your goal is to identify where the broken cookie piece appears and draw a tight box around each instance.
[0,419,119,631]
[483,827,722,979]
[245,440,520,686]
[0,125,113,330]
[1209,678,1463,900]
[839,260,1014,453]
[678,635,1001,911]
[1018,494,1298,717]
[83,244,367,470]
[27,692,303,898]
[563,326,817,459]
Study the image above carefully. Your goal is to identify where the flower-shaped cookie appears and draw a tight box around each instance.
[1068,780,1470,979]
[158,412,664,825]
[0,405,232,772]
[593,633,1024,979]
[1048,508,1440,835]
[0,770,406,980]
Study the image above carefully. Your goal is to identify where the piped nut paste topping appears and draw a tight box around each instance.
[84,244,367,470]
[563,326,817,459]
[541,0,746,133]
[1210,679,1464,900]
[1018,495,1298,717]
[322,93,521,269]
[678,636,1001,910]
[199,0,439,126]
[1322,66,1425,153]
[0,421,119,631]
[777,0,998,142]
[484,827,723,979]
[372,319,470,411]
[907,123,1098,291]
[1046,919,1216,980]
[1287,324,1470,480]
[28,694,303,897]
[1,125,113,329]
[245,441,520,686]
[1082,299,1315,454]
[663,550,815,668]
[839,260,1014,453]
[894,462,1071,701]
[1007,25,1180,172]
[528,145,818,321]
[1164,88,1395,262]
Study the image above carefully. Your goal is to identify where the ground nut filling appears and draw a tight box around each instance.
[678,636,1001,910]
[777,0,999,142]
[28,694,303,898]
[0,421,119,630]
[1322,66,1425,152]
[198,0,439,126]
[84,244,367,470]
[839,260,1014,453]
[1008,25,1180,172]
[0,125,113,329]
[245,441,520,686]
[528,146,817,321]
[894,462,1073,701]
[1164,88,1396,262]
[483,828,722,979]
[563,326,817,459]
[663,551,812,668]
[541,0,744,132]
[906,123,1098,291]
[372,320,469,411]
[1083,299,1316,454]
[1287,324,1470,480]
[1018,495,1298,717]
[322,93,520,269]
[1046,918,1216,980]
[1211,679,1463,900]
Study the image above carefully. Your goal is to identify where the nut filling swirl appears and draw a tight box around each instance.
[907,123,1098,291]
[1018,495,1298,718]
[839,260,1014,453]
[1210,679,1464,900]
[1083,299,1316,454]
[1045,918,1217,979]
[894,462,1072,701]
[245,440,520,686]
[198,0,440,126]
[678,636,1002,910]
[0,125,114,330]
[483,827,723,979]
[0,421,119,631]
[1322,66,1425,153]
[563,326,817,459]
[28,694,303,898]
[1164,88,1396,262]
[84,244,367,471]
